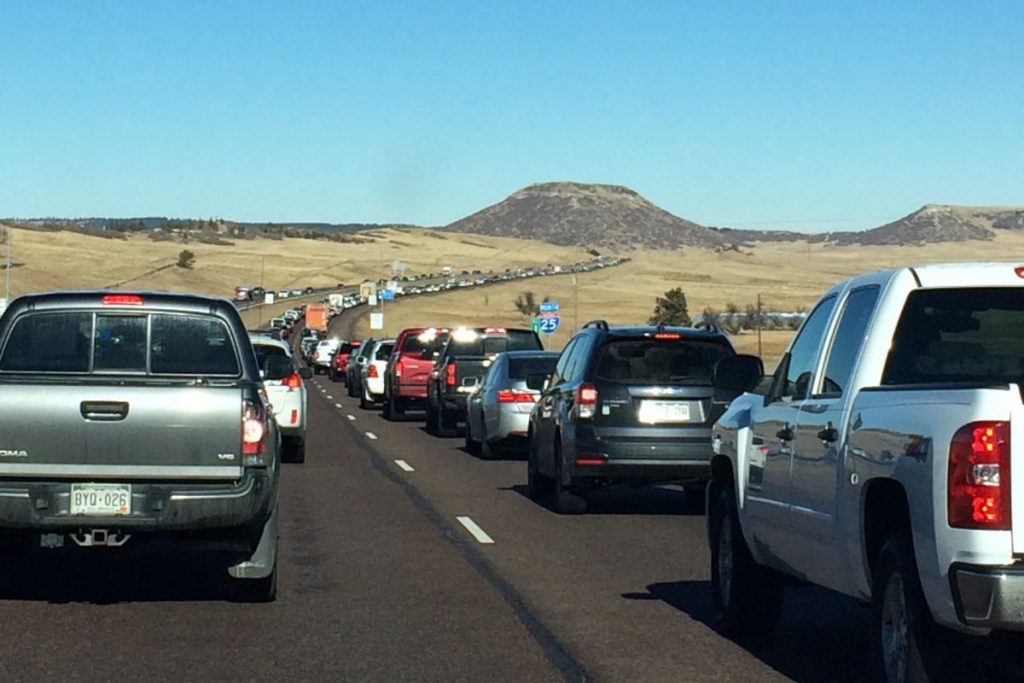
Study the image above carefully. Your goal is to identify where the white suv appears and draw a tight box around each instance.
[251,334,311,463]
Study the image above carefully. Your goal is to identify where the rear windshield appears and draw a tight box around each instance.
[339,342,357,354]
[883,287,1024,385]
[448,331,542,356]
[400,331,449,355]
[594,339,733,384]
[508,356,558,379]
[375,343,395,360]
[253,343,288,371]
[0,312,240,375]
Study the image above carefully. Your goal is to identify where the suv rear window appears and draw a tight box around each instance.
[253,343,288,371]
[375,343,395,360]
[883,287,1024,385]
[594,339,732,384]
[0,312,240,376]
[508,356,558,379]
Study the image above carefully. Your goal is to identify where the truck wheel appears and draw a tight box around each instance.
[480,434,500,460]
[382,392,393,419]
[360,388,374,410]
[283,437,305,464]
[872,536,944,683]
[551,442,586,514]
[425,402,440,435]
[709,486,783,636]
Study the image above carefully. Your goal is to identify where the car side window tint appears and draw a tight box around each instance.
[569,335,596,383]
[553,338,578,385]
[820,286,880,396]
[781,296,837,400]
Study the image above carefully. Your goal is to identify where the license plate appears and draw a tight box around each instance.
[70,484,131,516]
[637,400,691,424]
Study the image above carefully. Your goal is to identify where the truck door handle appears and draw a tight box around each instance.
[80,401,130,421]
[817,424,839,443]
[775,426,793,441]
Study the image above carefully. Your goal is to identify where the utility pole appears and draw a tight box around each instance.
[756,293,763,358]
[4,225,11,305]
[258,255,266,326]
[572,272,579,335]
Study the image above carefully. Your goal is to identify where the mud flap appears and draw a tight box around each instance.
[228,504,278,580]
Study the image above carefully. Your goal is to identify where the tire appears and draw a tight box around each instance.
[480,429,500,460]
[709,485,783,636]
[425,401,440,435]
[329,368,338,382]
[437,406,458,438]
[382,392,393,419]
[683,483,707,513]
[527,441,553,500]
[360,387,374,410]
[347,378,358,398]
[872,536,945,683]
[282,436,305,464]
[385,394,404,422]
[464,417,481,455]
[551,441,586,514]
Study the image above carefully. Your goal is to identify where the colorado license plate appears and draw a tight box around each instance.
[638,400,691,424]
[70,484,131,516]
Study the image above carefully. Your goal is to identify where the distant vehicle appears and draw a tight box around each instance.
[329,340,362,382]
[382,327,450,420]
[303,286,315,294]
[234,285,254,301]
[360,339,396,409]
[426,327,543,437]
[0,291,280,601]
[465,350,560,459]
[277,290,290,299]
[250,333,312,463]
[304,304,328,332]
[359,281,377,300]
[441,266,453,277]
[290,289,303,297]
[312,338,341,374]
[347,337,375,398]
[528,321,735,514]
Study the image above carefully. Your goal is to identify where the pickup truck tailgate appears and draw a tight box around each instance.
[0,384,244,479]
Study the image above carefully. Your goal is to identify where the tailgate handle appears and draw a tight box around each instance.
[81,401,130,421]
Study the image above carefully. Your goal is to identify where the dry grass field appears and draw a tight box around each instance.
[7,221,1024,366]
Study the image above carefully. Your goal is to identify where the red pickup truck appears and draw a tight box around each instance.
[329,340,361,383]
[382,327,450,420]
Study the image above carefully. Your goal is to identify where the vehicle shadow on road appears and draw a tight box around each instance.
[0,551,242,604]
[623,581,872,683]
[502,484,705,516]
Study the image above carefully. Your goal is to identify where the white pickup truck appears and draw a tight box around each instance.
[709,263,1024,682]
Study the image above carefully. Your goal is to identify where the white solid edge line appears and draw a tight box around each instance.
[456,516,495,544]
[394,459,414,472]
[346,414,356,421]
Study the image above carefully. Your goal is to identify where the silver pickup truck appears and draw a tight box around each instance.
[709,263,1024,682]
[0,291,279,601]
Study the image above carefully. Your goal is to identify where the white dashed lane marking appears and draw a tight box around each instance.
[365,432,378,440]
[346,414,356,421]
[456,516,495,544]
[394,459,414,472]
[335,403,343,409]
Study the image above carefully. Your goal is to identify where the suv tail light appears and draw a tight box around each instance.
[395,359,404,378]
[241,399,269,466]
[446,362,458,388]
[284,372,302,390]
[367,364,379,378]
[576,384,598,420]
[949,421,1010,530]
[497,389,536,403]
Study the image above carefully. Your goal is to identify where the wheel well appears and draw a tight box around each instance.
[711,454,734,487]
[862,478,911,579]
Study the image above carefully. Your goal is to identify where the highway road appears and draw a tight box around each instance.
[0,306,873,683]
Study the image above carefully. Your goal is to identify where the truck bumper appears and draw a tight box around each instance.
[951,563,1024,631]
[0,470,275,536]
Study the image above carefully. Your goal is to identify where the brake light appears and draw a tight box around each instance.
[284,372,302,390]
[395,359,403,378]
[576,383,598,419]
[102,294,143,306]
[497,389,536,403]
[949,421,1010,529]
[654,332,681,340]
[241,399,268,466]
[368,364,379,378]
[446,362,458,388]
[575,457,605,466]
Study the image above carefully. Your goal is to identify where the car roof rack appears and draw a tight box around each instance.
[694,322,720,333]
[582,320,609,331]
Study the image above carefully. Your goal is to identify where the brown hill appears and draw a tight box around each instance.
[831,205,1024,246]
[443,182,727,250]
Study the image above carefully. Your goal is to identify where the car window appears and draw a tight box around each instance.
[565,334,596,383]
[552,338,578,384]
[253,343,289,371]
[882,287,1024,385]
[94,315,147,371]
[375,343,394,360]
[508,356,558,379]
[778,296,837,400]
[595,339,733,385]
[820,286,879,396]
[150,315,240,376]
[0,312,92,373]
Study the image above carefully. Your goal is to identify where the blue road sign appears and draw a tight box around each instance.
[381,289,396,301]
[539,316,560,335]
[539,301,560,313]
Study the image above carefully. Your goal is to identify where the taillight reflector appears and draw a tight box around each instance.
[284,372,302,389]
[497,390,536,403]
[575,457,605,466]
[102,294,143,306]
[949,421,1010,529]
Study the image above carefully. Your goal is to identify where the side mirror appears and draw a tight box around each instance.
[298,367,313,380]
[712,355,764,393]
[264,356,294,381]
[526,372,549,392]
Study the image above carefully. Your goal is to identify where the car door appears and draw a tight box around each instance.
[789,286,879,588]
[534,338,580,477]
[481,358,503,439]
[745,295,838,562]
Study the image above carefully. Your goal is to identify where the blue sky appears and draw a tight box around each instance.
[1,1,1021,230]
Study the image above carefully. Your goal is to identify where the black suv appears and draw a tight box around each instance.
[527,321,736,513]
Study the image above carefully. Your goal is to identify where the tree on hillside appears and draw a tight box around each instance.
[514,291,551,319]
[176,249,195,269]
[649,288,691,326]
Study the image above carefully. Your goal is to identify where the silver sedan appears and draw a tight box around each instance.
[465,350,560,459]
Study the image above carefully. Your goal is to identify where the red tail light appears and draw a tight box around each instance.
[654,332,681,340]
[949,421,1010,529]
[497,390,537,403]
[395,360,404,378]
[575,457,605,466]
[284,372,302,390]
[367,364,379,378]
[576,383,598,419]
[102,294,143,306]
[241,399,268,466]
[446,362,458,388]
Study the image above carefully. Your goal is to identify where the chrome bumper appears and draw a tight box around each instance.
[952,563,1024,630]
